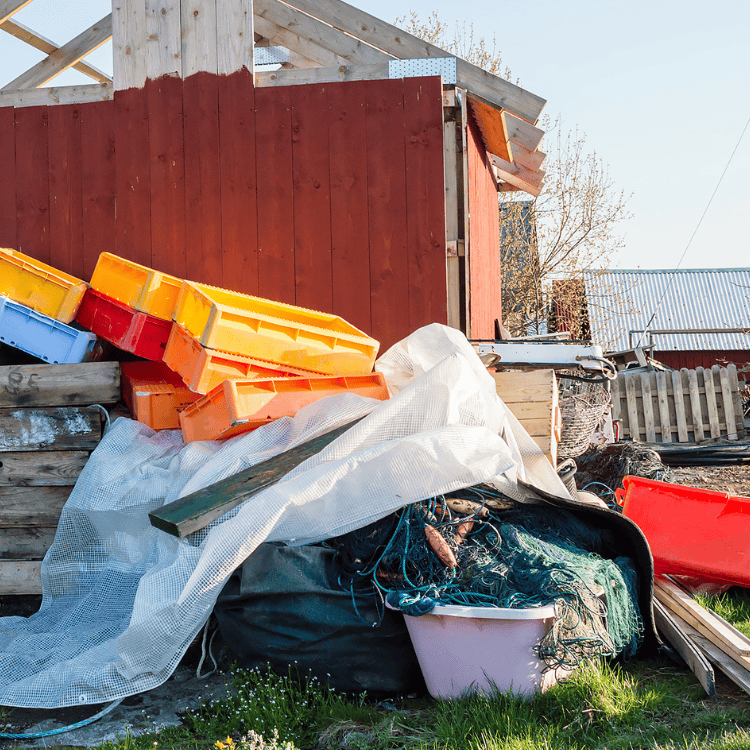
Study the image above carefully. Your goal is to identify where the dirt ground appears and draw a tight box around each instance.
[669,464,750,497]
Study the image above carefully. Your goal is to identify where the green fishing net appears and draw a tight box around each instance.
[333,486,644,671]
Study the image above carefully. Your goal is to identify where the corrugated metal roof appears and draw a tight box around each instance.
[583,268,750,352]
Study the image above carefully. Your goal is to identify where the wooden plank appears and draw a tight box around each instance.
[291,82,333,312]
[653,599,715,696]
[146,75,187,280]
[0,19,111,84]
[640,372,657,443]
[253,15,347,68]
[491,154,544,191]
[0,527,57,559]
[0,560,42,595]
[686,368,705,442]
[217,0,254,76]
[114,86,152,268]
[47,105,84,280]
[0,83,113,108]
[4,14,112,91]
[719,366,738,440]
[0,104,17,251]
[444,113,461,331]
[0,363,120,408]
[672,368,689,442]
[0,407,102,453]
[80,100,117,281]
[274,0,546,123]
[0,0,34,24]
[181,0,218,77]
[501,401,554,421]
[655,370,672,443]
[690,628,750,696]
[149,417,364,537]
[404,76,447,333]
[0,485,71,524]
[365,78,410,352]
[702,366,721,439]
[728,364,746,438]
[113,0,147,90]
[183,72,223,286]
[255,83,295,305]
[256,62,389,88]
[218,67,258,297]
[508,141,545,172]
[329,81,371,334]
[145,0,181,79]
[0,451,89,486]
[14,106,50,263]
[625,373,640,441]
[467,96,510,162]
[254,0,392,66]
[655,578,750,658]
[610,375,621,424]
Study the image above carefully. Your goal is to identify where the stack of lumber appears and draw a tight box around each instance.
[0,362,120,595]
[653,576,750,697]
[490,369,560,466]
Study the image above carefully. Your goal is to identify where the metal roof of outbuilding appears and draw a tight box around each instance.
[583,268,750,352]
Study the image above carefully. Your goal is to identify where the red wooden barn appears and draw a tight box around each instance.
[0,0,547,352]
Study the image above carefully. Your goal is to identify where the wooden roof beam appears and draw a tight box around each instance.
[2,13,112,90]
[491,153,544,197]
[503,110,545,152]
[0,82,113,108]
[256,61,389,87]
[0,0,33,25]
[274,0,545,123]
[1,18,112,83]
[254,0,394,66]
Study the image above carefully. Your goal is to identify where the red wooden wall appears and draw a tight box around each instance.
[466,110,502,339]
[0,71,447,353]
[655,350,750,382]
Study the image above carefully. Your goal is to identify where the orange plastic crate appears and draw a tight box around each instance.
[180,373,390,442]
[121,361,201,430]
[0,248,87,323]
[173,281,379,375]
[89,253,183,321]
[163,324,321,394]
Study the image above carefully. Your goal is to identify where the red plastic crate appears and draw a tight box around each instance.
[121,361,201,430]
[618,475,750,586]
[76,289,172,362]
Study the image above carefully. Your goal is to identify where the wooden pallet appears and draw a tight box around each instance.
[0,362,120,595]
[612,364,745,444]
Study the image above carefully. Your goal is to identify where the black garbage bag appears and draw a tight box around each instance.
[213,542,425,695]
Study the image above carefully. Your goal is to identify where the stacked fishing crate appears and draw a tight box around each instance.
[83,253,387,441]
[0,249,119,595]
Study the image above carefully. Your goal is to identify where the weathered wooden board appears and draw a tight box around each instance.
[0,527,57,559]
[0,407,102,452]
[0,485,70,525]
[150,417,363,537]
[0,362,120,408]
[0,451,89,486]
[0,560,42,595]
[614,366,745,443]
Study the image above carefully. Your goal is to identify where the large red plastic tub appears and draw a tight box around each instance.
[76,289,172,362]
[618,475,750,586]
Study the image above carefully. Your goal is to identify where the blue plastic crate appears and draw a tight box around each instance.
[0,294,100,364]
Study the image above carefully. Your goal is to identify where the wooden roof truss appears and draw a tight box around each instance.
[0,0,546,195]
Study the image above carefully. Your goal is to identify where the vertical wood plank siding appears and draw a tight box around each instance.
[0,73,447,351]
[466,110,502,339]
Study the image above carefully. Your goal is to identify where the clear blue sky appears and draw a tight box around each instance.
[1,0,748,271]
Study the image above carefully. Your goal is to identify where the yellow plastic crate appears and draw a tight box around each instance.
[0,248,87,324]
[163,324,321,395]
[180,372,390,442]
[173,281,379,375]
[89,252,183,321]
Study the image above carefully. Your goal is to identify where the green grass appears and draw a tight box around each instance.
[6,590,750,750]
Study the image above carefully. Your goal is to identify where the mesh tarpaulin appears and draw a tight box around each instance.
[0,324,571,708]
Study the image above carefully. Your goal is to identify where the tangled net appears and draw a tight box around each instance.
[331,486,643,671]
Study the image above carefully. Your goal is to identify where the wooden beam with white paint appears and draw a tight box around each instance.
[1,18,112,83]
[0,82,113,108]
[269,0,546,123]
[145,0,182,79]
[2,14,113,91]
[254,0,393,66]
[217,0,254,75]
[0,0,33,25]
